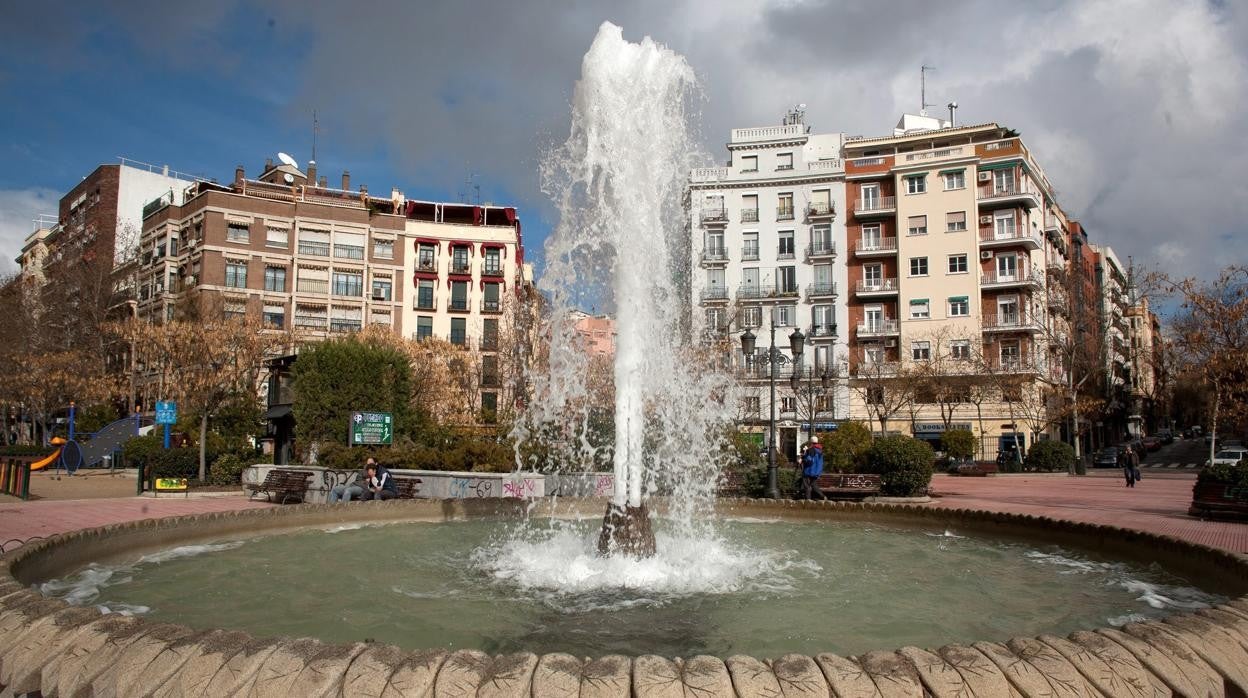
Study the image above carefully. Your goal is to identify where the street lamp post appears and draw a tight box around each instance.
[741,322,805,499]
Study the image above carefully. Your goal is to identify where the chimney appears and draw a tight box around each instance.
[306,160,317,185]
[234,165,245,185]
[341,170,350,190]
[319,176,327,188]
[264,158,274,172]
[359,183,368,195]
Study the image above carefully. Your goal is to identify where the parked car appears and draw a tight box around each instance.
[1208,447,1248,467]
[1141,436,1162,452]
[1157,429,1174,445]
[1094,447,1120,468]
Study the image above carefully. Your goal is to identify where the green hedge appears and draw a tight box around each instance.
[941,429,976,461]
[315,439,516,473]
[209,454,248,487]
[740,466,800,498]
[861,435,935,496]
[821,421,872,473]
[0,445,58,457]
[1025,440,1075,472]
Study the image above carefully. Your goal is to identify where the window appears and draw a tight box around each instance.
[742,231,759,260]
[996,253,1018,280]
[416,280,435,309]
[994,210,1016,239]
[867,385,885,404]
[774,305,795,327]
[416,316,433,340]
[298,229,330,256]
[951,340,971,361]
[810,189,832,216]
[706,268,726,296]
[451,246,470,273]
[330,306,363,333]
[781,396,797,412]
[740,155,758,172]
[263,266,286,292]
[912,341,931,361]
[741,195,759,222]
[741,306,762,328]
[482,356,500,386]
[371,278,392,301]
[993,168,1016,194]
[813,263,832,293]
[332,271,363,297]
[706,231,725,257]
[907,215,927,236]
[861,223,882,248]
[417,244,437,271]
[450,281,469,311]
[741,267,759,295]
[998,295,1020,324]
[225,261,247,288]
[905,175,927,195]
[864,264,882,287]
[333,231,365,260]
[450,317,467,345]
[480,393,498,422]
[860,183,881,208]
[263,303,285,328]
[943,170,965,190]
[946,211,967,232]
[776,152,793,170]
[743,396,761,415]
[484,248,502,275]
[813,305,834,334]
[482,318,499,350]
[294,304,327,329]
[705,307,727,331]
[909,257,929,276]
[777,193,794,220]
[370,309,391,326]
[776,266,797,294]
[948,254,968,274]
[811,224,832,254]
[482,282,501,312]
[223,299,247,321]
[949,296,969,317]
[266,226,289,248]
[778,230,795,258]
[373,239,394,259]
[226,221,250,243]
[910,299,930,319]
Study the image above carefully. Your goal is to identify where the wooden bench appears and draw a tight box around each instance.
[815,473,881,499]
[955,462,1000,477]
[717,470,749,497]
[246,469,312,504]
[394,476,423,499]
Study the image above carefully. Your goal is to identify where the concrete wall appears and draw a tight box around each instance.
[242,465,546,503]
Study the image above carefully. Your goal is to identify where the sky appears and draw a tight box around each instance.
[1,0,1246,286]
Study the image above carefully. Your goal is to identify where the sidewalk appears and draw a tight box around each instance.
[928,471,1248,554]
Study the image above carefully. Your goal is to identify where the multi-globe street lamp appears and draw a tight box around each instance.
[740,322,805,499]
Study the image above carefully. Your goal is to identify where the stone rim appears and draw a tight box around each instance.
[2,497,1247,697]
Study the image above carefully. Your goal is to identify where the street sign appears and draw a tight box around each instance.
[350,411,393,446]
[155,401,178,425]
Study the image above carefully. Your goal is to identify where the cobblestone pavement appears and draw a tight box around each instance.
[929,471,1248,554]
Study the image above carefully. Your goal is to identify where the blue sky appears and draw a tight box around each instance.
[2,1,1246,292]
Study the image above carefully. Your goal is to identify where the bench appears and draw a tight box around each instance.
[955,462,1000,477]
[717,470,749,497]
[815,473,881,499]
[393,476,422,499]
[246,469,312,504]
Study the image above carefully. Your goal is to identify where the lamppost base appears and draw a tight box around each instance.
[597,502,656,558]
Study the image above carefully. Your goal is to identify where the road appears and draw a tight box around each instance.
[1088,436,1212,472]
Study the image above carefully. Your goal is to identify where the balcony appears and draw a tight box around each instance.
[776,206,795,222]
[450,261,471,274]
[700,247,729,265]
[853,361,903,377]
[979,227,1042,251]
[852,196,896,217]
[980,269,1043,290]
[736,285,798,302]
[416,259,437,273]
[805,242,836,261]
[809,324,838,340]
[481,372,501,388]
[700,287,730,303]
[741,244,760,261]
[293,315,327,330]
[296,280,328,295]
[448,299,470,313]
[700,208,728,226]
[480,299,503,314]
[482,267,505,278]
[480,335,499,352]
[805,202,836,220]
[984,358,1039,375]
[855,237,897,257]
[740,208,759,223]
[982,313,1043,333]
[977,182,1041,209]
[855,278,899,297]
[856,320,900,338]
[806,283,838,300]
[1044,214,1061,234]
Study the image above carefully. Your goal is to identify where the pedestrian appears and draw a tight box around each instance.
[800,436,826,501]
[1121,445,1135,488]
[328,457,372,503]
[361,460,398,501]
[1130,445,1142,485]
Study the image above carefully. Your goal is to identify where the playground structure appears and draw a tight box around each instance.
[30,404,152,476]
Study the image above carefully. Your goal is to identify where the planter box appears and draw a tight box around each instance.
[1189,480,1248,520]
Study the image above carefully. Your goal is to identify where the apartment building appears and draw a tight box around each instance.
[1092,245,1134,438]
[569,311,616,357]
[689,109,849,457]
[136,156,526,423]
[1126,296,1163,434]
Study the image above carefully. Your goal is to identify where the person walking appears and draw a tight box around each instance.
[1129,444,1142,485]
[800,436,826,501]
[1120,445,1136,488]
[361,461,398,501]
[328,457,372,503]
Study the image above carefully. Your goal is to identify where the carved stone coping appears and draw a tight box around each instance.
[2,497,1247,697]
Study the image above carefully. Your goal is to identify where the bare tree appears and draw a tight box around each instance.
[850,352,917,435]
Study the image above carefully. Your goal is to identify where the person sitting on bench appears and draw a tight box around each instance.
[361,461,398,501]
[328,458,373,503]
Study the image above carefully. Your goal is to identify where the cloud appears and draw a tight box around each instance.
[0,188,59,275]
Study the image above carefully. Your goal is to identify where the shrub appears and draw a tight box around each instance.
[741,465,800,498]
[208,454,248,487]
[146,448,200,480]
[941,429,976,461]
[1025,440,1075,472]
[1200,461,1248,489]
[821,421,873,473]
[122,434,163,470]
[862,435,935,497]
[0,445,57,457]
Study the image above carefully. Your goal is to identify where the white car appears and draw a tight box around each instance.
[1209,447,1248,466]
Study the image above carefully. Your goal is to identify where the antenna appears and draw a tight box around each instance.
[311,109,319,162]
[920,65,937,115]
[947,101,958,127]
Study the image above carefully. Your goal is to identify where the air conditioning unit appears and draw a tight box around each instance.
[981,251,994,260]
[978,171,992,182]
[186,239,198,249]
[185,275,197,285]
[979,215,992,224]
[372,293,387,301]
[884,339,897,348]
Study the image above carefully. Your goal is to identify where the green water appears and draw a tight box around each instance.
[39,518,1222,657]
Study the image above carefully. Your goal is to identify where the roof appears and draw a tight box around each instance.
[845,121,1005,148]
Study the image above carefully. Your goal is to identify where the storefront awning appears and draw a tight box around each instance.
[264,405,292,420]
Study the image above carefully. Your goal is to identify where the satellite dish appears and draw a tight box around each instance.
[283,173,295,184]
[277,152,299,169]
[798,103,807,110]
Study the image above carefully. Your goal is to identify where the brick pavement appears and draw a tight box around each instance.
[929,470,1248,554]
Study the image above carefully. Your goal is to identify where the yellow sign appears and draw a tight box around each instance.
[155,477,189,492]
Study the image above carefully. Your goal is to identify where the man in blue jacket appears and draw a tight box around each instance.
[361,461,398,500]
[800,436,826,500]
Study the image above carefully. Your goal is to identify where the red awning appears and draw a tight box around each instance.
[413,271,438,281]
[412,237,442,247]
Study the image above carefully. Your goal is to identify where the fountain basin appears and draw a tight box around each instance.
[4,499,1248,696]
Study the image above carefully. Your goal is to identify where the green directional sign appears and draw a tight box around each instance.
[350,411,393,446]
